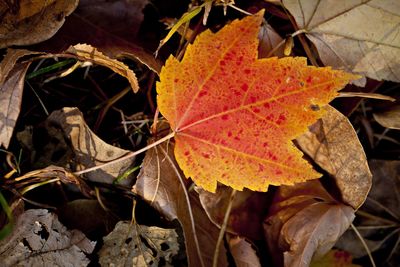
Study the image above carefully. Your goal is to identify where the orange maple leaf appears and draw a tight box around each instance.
[156,10,358,192]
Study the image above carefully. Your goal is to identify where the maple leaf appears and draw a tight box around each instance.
[156,10,358,192]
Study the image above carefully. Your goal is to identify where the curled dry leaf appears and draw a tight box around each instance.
[0,209,95,267]
[282,0,400,83]
[34,0,162,74]
[373,105,400,130]
[227,235,261,267]
[98,221,179,267]
[133,142,228,267]
[0,60,30,149]
[0,0,78,48]
[296,105,371,209]
[65,44,139,93]
[196,186,269,240]
[157,10,357,192]
[46,107,135,185]
[264,180,355,267]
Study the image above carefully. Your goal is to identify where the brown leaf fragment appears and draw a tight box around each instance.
[196,186,269,240]
[227,235,261,267]
[0,209,95,267]
[65,44,140,93]
[296,105,371,209]
[133,142,228,267]
[282,0,400,83]
[310,249,361,267]
[98,221,179,267]
[264,180,355,267]
[0,62,30,149]
[47,107,135,185]
[0,0,78,48]
[373,105,400,130]
[258,21,284,58]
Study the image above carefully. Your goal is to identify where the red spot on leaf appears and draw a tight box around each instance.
[227,131,232,137]
[199,91,207,97]
[244,69,251,74]
[222,114,229,120]
[241,83,249,91]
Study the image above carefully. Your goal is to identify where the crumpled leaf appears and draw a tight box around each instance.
[33,0,161,74]
[373,105,400,130]
[336,160,400,265]
[46,107,135,185]
[157,10,357,192]
[65,44,139,92]
[133,142,228,267]
[227,235,261,267]
[0,59,30,148]
[197,186,268,240]
[0,209,95,267]
[98,221,179,267]
[0,0,78,48]
[282,0,400,83]
[264,180,355,267]
[296,105,371,209]
[310,249,361,267]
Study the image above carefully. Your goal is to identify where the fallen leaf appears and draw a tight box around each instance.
[227,235,262,267]
[156,10,357,192]
[373,105,400,130]
[296,105,372,209]
[336,160,400,265]
[282,0,400,83]
[264,180,355,267]
[0,0,78,48]
[133,142,228,267]
[0,62,30,148]
[197,186,269,240]
[46,107,135,185]
[259,21,284,58]
[33,0,162,74]
[65,44,139,93]
[310,249,361,267]
[0,209,95,267]
[98,221,179,267]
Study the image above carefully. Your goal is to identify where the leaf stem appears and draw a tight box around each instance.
[73,131,176,175]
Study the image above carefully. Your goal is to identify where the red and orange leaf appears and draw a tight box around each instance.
[156,10,358,192]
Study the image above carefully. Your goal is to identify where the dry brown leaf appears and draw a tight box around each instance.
[373,105,400,130]
[227,235,261,267]
[258,20,284,57]
[264,180,355,267]
[282,0,400,83]
[296,105,371,209]
[133,142,228,267]
[196,186,269,240]
[0,62,30,148]
[310,249,361,267]
[0,0,78,48]
[336,160,400,265]
[0,209,95,267]
[65,44,139,93]
[98,221,179,267]
[46,107,135,185]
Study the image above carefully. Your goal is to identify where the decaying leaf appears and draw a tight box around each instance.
[65,44,139,93]
[227,235,261,267]
[0,0,78,48]
[157,10,357,192]
[282,0,400,83]
[46,107,135,185]
[310,249,361,267]
[336,160,400,265]
[373,105,400,130]
[258,21,284,58]
[0,209,95,267]
[34,0,161,74]
[197,186,268,240]
[133,142,228,267]
[296,105,372,209]
[98,221,179,267]
[264,180,355,267]
[0,61,30,148]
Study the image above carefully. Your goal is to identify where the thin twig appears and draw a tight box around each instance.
[73,132,175,175]
[212,189,237,267]
[351,223,376,267]
[338,92,396,102]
